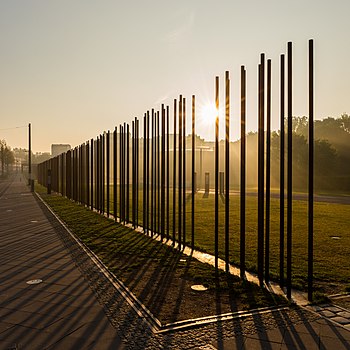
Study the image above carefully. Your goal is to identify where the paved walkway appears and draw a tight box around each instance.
[0,174,349,349]
[0,174,126,349]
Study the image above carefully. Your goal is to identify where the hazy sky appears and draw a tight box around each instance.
[1,0,349,152]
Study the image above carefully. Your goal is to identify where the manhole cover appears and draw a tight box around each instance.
[26,279,43,285]
[191,284,208,291]
[30,220,38,223]
[331,236,341,240]
[6,209,13,212]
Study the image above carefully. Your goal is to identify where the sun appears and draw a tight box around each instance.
[199,102,219,127]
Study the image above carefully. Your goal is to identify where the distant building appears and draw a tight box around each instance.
[51,144,71,157]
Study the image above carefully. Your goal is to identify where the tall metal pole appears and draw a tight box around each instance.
[132,120,135,226]
[107,131,110,217]
[113,127,117,220]
[146,112,150,232]
[265,59,272,283]
[240,66,246,279]
[258,55,265,287]
[183,97,186,246]
[179,96,183,248]
[280,54,285,288]
[28,123,31,185]
[136,117,139,227]
[225,71,230,272]
[161,105,166,240]
[143,115,147,231]
[157,111,160,233]
[86,141,89,207]
[287,41,293,299]
[102,133,106,214]
[151,111,154,237]
[173,99,177,245]
[90,139,94,210]
[126,124,130,222]
[191,95,195,249]
[166,105,170,239]
[96,137,100,211]
[101,134,105,214]
[308,39,314,302]
[119,125,123,222]
[215,76,219,271]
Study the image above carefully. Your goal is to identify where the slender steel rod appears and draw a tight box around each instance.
[28,123,31,185]
[157,111,161,233]
[96,137,100,211]
[113,127,117,220]
[183,97,186,246]
[151,111,154,237]
[126,124,130,222]
[280,54,285,288]
[258,54,265,286]
[240,66,246,279]
[166,105,170,239]
[136,118,139,227]
[265,59,271,283]
[308,39,314,302]
[215,76,219,271]
[102,133,105,215]
[119,126,122,222]
[107,131,110,217]
[287,41,293,299]
[161,105,166,239]
[86,142,89,207]
[225,71,230,272]
[132,120,135,226]
[173,99,177,245]
[191,95,195,249]
[146,112,150,233]
[179,96,183,248]
[143,115,147,231]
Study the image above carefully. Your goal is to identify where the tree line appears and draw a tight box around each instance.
[0,140,15,177]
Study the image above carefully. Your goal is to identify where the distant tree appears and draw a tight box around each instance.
[0,140,15,176]
[314,139,337,176]
[292,116,308,136]
[340,113,350,133]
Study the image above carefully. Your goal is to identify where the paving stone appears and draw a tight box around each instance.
[309,305,323,312]
[337,311,350,319]
[319,336,350,350]
[319,321,350,341]
[326,306,342,313]
[332,317,350,325]
[243,337,281,349]
[284,330,321,348]
[244,327,284,343]
[319,310,336,318]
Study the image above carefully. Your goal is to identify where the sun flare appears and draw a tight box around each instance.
[199,103,219,127]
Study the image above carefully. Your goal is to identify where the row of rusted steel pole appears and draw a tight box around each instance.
[37,39,314,301]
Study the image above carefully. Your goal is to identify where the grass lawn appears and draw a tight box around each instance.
[103,186,350,295]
